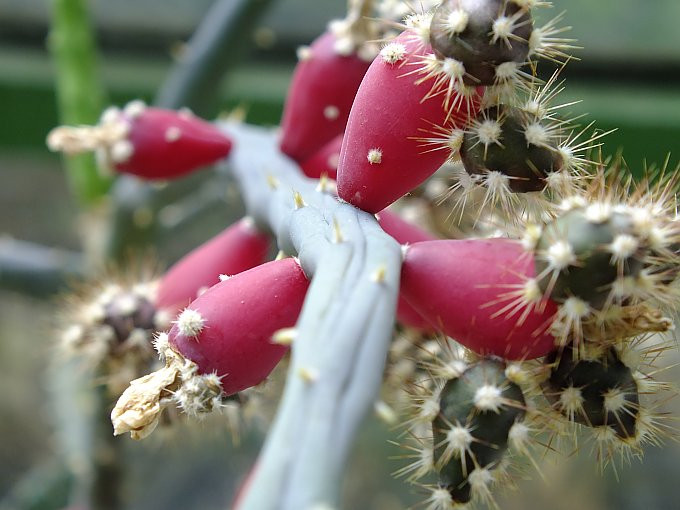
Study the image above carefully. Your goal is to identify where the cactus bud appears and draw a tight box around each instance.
[461,105,564,193]
[544,345,639,440]
[533,205,645,309]
[57,270,164,395]
[430,0,532,86]
[433,358,526,505]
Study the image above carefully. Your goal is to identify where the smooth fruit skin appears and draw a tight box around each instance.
[377,209,437,331]
[279,32,371,162]
[156,218,271,314]
[395,298,433,331]
[168,258,309,395]
[300,133,343,179]
[116,108,232,179]
[337,31,479,213]
[376,209,437,245]
[401,239,557,359]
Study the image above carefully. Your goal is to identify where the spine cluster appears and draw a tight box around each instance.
[45,1,679,508]
[57,267,168,395]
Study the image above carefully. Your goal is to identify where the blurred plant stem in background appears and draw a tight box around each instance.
[48,0,111,205]
[47,2,125,508]
[155,0,276,116]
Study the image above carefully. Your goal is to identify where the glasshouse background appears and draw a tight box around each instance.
[1,0,679,509]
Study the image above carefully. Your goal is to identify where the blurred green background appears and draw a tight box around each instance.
[1,1,679,509]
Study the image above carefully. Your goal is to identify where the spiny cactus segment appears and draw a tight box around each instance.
[57,266,168,395]
[429,0,575,89]
[545,345,640,440]
[435,69,615,229]
[539,336,677,471]
[393,350,542,509]
[536,206,645,308]
[433,358,526,506]
[521,169,680,344]
[461,104,564,193]
[430,0,533,87]
[389,331,676,508]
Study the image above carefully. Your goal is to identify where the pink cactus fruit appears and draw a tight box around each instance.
[47,100,232,180]
[279,31,372,162]
[336,29,482,213]
[168,257,308,395]
[300,132,343,179]
[155,217,271,314]
[400,238,557,359]
[376,208,437,245]
[111,258,309,439]
[376,209,437,331]
[395,298,434,332]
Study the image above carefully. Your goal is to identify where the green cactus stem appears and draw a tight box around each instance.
[48,0,111,204]
[534,206,645,309]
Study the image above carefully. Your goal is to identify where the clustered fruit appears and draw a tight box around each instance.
[48,1,678,508]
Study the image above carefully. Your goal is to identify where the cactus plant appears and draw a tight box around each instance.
[431,358,527,506]
[36,1,680,510]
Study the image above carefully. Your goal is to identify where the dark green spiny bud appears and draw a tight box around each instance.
[433,358,526,504]
[534,206,645,308]
[461,105,563,193]
[544,346,639,440]
[430,0,532,85]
